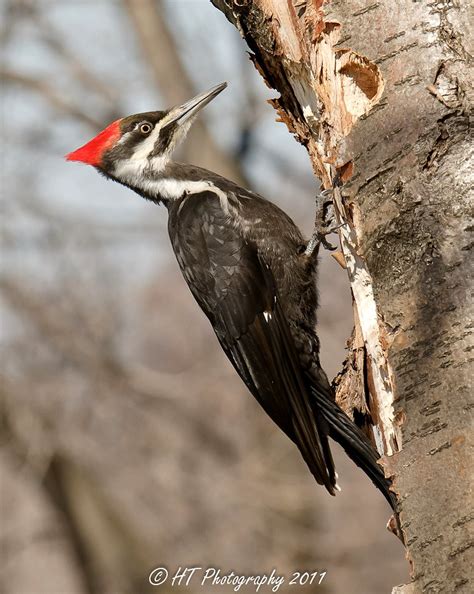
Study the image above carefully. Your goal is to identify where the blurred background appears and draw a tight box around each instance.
[0,1,408,593]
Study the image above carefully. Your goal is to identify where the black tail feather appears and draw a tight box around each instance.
[309,383,398,512]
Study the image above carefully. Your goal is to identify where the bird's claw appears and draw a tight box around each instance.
[305,222,342,256]
[320,188,334,200]
[305,184,342,257]
[319,225,342,251]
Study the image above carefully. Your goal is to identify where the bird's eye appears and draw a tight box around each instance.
[140,123,152,134]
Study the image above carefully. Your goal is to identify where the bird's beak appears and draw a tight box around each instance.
[165,82,227,126]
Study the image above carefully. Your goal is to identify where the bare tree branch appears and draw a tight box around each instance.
[1,69,104,129]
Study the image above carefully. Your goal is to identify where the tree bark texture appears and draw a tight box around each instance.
[211,1,473,592]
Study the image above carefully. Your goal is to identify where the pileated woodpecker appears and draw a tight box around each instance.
[67,83,396,510]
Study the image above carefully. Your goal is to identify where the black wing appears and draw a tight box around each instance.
[168,192,337,494]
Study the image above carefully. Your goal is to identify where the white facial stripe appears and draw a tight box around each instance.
[112,109,230,207]
[116,130,132,146]
[129,109,189,162]
[131,124,162,161]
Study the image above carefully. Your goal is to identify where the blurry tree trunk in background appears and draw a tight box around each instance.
[211,1,473,592]
[123,0,247,183]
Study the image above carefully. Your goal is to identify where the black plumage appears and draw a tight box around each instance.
[166,174,395,509]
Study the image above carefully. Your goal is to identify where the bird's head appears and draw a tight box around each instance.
[66,82,227,183]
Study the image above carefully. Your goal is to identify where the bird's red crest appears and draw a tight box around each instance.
[66,119,121,166]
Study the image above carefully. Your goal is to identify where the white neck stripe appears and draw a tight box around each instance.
[113,160,230,209]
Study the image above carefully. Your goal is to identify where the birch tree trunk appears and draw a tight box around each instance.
[211,1,473,592]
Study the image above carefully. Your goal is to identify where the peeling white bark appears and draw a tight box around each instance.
[337,209,401,455]
[274,9,398,457]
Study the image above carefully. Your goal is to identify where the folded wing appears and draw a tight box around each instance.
[171,192,337,493]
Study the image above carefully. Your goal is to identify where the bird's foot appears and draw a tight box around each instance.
[305,187,342,256]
